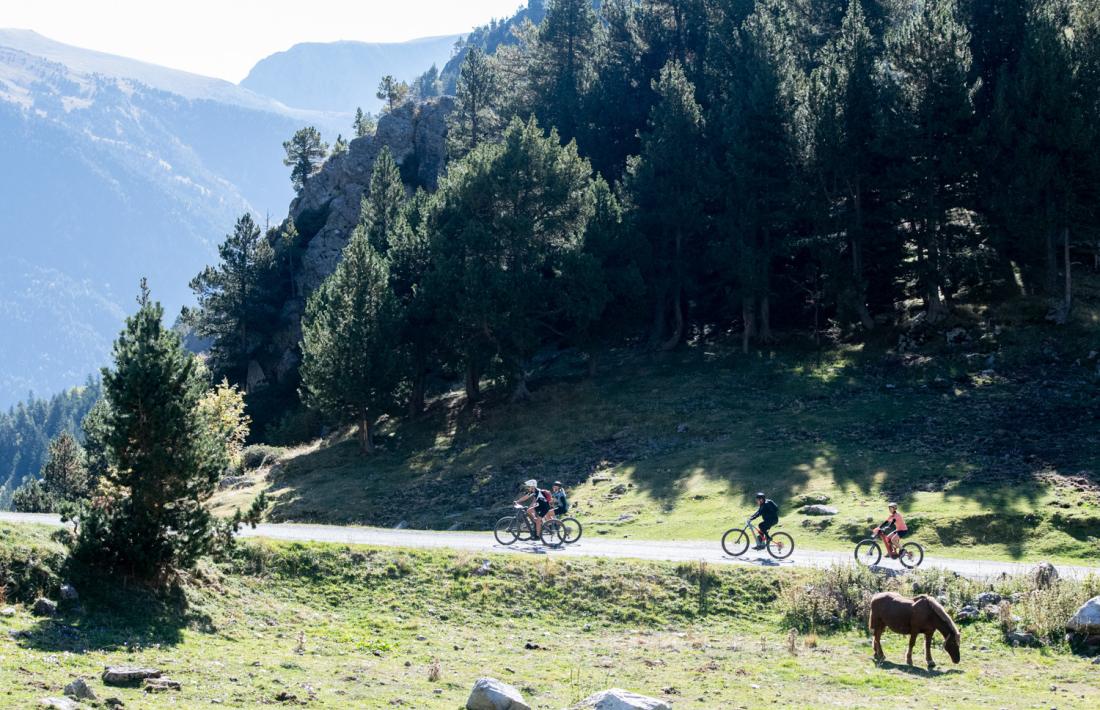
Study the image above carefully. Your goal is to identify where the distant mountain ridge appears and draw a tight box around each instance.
[241,34,462,114]
[0,30,348,408]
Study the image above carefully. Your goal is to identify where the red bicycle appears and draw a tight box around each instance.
[855,527,923,568]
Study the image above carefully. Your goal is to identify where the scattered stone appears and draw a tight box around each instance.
[59,584,79,602]
[676,423,688,433]
[957,605,980,622]
[8,628,30,640]
[1031,562,1059,588]
[946,328,971,345]
[473,560,492,576]
[1066,596,1100,634]
[32,598,58,617]
[524,641,543,650]
[574,689,672,710]
[102,666,162,686]
[104,699,124,708]
[38,698,79,710]
[793,494,831,506]
[609,484,628,496]
[799,504,838,516]
[466,677,531,710]
[144,677,181,692]
[1006,631,1042,647]
[976,592,1002,606]
[274,691,297,702]
[800,518,832,531]
[64,678,96,701]
[1,606,16,616]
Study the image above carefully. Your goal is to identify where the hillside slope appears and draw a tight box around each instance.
[216,280,1100,563]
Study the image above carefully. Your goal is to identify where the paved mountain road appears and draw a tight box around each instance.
[3,512,1095,580]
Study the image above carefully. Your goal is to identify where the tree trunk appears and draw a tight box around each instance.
[742,295,756,355]
[407,371,426,418]
[587,351,598,378]
[851,234,874,330]
[358,414,374,454]
[759,294,773,343]
[1046,227,1059,299]
[660,284,683,351]
[648,284,667,349]
[1057,226,1072,324]
[511,370,532,403]
[464,361,481,404]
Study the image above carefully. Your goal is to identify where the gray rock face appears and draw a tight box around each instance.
[799,504,838,516]
[1006,630,1042,647]
[101,666,162,686]
[975,592,1001,606]
[575,688,671,710]
[1031,562,1059,588]
[32,598,58,617]
[1067,596,1100,634]
[956,605,980,622]
[465,677,531,710]
[793,494,831,506]
[38,698,80,710]
[290,97,453,296]
[59,584,79,602]
[144,677,181,692]
[63,678,96,701]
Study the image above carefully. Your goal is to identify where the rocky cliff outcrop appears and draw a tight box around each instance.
[263,97,453,386]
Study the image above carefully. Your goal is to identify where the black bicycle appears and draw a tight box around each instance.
[559,515,583,544]
[721,520,794,559]
[494,504,566,547]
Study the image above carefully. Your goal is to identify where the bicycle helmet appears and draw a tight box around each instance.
[887,502,898,510]
[553,481,563,488]
[524,479,537,488]
[755,491,766,499]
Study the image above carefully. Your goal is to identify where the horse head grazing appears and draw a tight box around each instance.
[925,596,962,664]
[944,629,961,663]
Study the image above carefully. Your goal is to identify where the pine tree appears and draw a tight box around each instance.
[447,47,502,158]
[882,0,976,322]
[377,75,410,111]
[626,60,711,351]
[412,64,443,99]
[530,0,601,142]
[72,283,229,580]
[429,117,599,401]
[282,126,328,191]
[809,0,882,330]
[300,233,402,453]
[360,147,406,254]
[353,107,375,138]
[188,213,278,385]
[332,134,348,156]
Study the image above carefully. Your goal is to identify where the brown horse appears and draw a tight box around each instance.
[869,591,961,669]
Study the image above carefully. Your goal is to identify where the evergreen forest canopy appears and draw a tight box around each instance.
[186,0,1100,447]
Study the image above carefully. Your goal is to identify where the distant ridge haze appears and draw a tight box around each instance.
[240,34,462,114]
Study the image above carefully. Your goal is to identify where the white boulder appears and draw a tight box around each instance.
[575,688,671,710]
[466,677,531,710]
[1067,596,1100,634]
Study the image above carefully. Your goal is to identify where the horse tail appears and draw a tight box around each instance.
[919,595,960,638]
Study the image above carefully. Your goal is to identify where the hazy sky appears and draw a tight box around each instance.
[0,0,526,82]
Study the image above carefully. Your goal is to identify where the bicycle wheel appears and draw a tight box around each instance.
[494,516,519,546]
[541,519,566,548]
[561,517,583,544]
[899,542,924,569]
[767,532,795,559]
[721,528,751,557]
[854,540,882,567]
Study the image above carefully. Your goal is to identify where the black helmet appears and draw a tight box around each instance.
[553,481,563,487]
[755,491,766,499]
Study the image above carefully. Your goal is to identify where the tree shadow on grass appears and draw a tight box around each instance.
[19,581,211,653]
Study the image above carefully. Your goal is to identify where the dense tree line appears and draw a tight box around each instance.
[0,381,100,508]
[192,0,1100,447]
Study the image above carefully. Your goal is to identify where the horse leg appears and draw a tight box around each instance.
[925,632,936,670]
[872,626,884,662]
[906,633,916,665]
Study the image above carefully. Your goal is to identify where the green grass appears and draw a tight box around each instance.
[2,525,1099,708]
[214,275,1100,563]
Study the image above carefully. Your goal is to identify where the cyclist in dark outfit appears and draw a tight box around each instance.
[749,492,779,550]
[515,479,553,536]
[551,481,568,516]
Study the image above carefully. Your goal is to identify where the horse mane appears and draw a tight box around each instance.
[917,594,960,638]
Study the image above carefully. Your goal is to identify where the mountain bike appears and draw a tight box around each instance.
[559,515,583,544]
[855,527,924,568]
[493,504,567,547]
[721,520,794,559]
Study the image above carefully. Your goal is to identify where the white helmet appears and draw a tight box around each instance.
[524,479,537,488]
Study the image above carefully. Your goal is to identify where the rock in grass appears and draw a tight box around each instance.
[32,598,58,617]
[574,688,671,710]
[102,666,161,686]
[39,698,80,710]
[59,584,79,602]
[799,504,838,516]
[793,494,831,506]
[1067,596,1100,634]
[956,605,980,622]
[1,606,15,616]
[144,677,181,692]
[1006,631,1042,647]
[466,677,531,710]
[975,592,1002,606]
[1031,561,1059,588]
[64,678,96,701]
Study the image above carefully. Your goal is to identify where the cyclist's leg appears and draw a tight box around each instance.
[757,521,773,549]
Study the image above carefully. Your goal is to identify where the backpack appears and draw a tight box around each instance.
[539,489,552,504]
